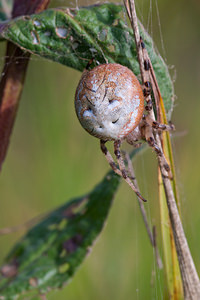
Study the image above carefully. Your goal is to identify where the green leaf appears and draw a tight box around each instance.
[0,170,120,299]
[0,146,143,299]
[0,3,173,113]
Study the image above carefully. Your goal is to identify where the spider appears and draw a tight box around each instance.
[74,52,174,202]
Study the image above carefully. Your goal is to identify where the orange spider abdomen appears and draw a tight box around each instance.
[75,63,144,141]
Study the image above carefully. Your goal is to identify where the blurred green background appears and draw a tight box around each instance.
[0,0,200,299]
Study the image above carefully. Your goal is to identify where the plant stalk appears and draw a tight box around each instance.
[0,0,50,171]
[126,0,200,298]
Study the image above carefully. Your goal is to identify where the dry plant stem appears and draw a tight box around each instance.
[125,152,163,269]
[0,45,30,169]
[127,0,200,298]
[0,0,50,171]
[163,178,200,298]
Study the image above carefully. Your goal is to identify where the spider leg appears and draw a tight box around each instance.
[113,140,147,202]
[138,37,174,178]
[140,37,175,132]
[144,124,173,178]
[121,150,136,181]
[100,140,146,202]
[144,114,175,132]
[100,140,122,177]
[144,100,153,112]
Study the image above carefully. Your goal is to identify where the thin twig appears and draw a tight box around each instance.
[125,0,200,298]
